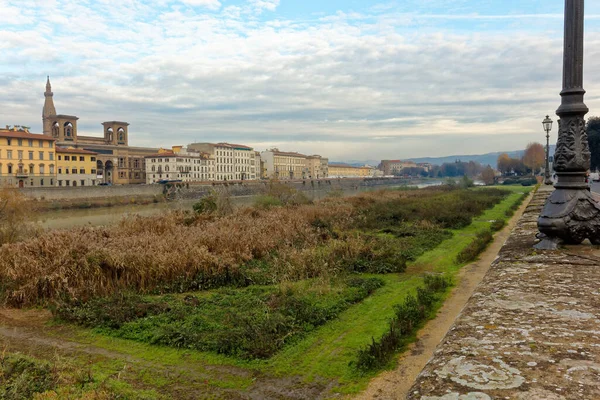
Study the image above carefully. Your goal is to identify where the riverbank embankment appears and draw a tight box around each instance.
[407,185,600,400]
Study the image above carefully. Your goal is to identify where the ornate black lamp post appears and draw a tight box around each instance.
[542,115,554,185]
[537,0,600,248]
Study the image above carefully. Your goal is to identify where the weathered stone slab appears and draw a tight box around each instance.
[408,186,600,400]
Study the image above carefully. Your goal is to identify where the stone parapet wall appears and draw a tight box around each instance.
[21,184,163,200]
[408,185,600,400]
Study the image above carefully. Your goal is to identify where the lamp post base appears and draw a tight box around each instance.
[544,176,553,185]
[536,187,600,248]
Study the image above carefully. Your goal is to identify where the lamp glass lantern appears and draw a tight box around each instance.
[542,115,553,133]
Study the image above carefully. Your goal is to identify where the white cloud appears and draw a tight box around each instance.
[0,1,599,161]
[180,0,221,10]
[248,0,280,13]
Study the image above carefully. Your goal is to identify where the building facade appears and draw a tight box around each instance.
[378,160,418,176]
[55,147,98,187]
[42,77,158,185]
[0,126,56,188]
[261,149,309,179]
[188,142,257,181]
[306,155,329,179]
[328,163,374,178]
[145,146,215,184]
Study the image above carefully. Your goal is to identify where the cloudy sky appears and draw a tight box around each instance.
[1,0,600,161]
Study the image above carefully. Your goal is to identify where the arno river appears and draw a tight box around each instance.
[38,181,444,230]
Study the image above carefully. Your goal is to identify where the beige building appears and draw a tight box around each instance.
[261,149,309,180]
[42,77,158,184]
[328,163,374,178]
[306,155,329,179]
[378,160,418,176]
[145,146,215,184]
[188,142,257,181]
[55,147,98,187]
[0,126,56,187]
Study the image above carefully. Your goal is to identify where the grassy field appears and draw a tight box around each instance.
[0,185,532,399]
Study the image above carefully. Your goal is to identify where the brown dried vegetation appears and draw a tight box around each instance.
[0,187,507,308]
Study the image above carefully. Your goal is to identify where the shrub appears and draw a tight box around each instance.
[490,219,506,232]
[455,230,494,264]
[193,188,233,216]
[355,274,450,371]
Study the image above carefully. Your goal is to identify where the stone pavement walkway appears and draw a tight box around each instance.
[407,185,600,400]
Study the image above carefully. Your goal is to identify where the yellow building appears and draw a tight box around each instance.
[0,126,56,187]
[328,163,373,178]
[260,149,309,179]
[55,147,99,187]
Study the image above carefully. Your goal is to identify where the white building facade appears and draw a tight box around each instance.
[145,146,214,184]
[188,142,258,181]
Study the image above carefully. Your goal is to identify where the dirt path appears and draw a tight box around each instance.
[354,190,535,400]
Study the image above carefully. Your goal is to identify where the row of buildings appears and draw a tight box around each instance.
[0,79,424,188]
[144,146,375,184]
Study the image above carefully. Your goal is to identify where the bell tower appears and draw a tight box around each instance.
[42,76,57,136]
[102,121,129,146]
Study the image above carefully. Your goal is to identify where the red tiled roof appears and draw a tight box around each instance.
[56,147,97,155]
[0,129,55,141]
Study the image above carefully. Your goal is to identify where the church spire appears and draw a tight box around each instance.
[42,76,57,136]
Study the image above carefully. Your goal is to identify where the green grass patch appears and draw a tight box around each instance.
[55,277,384,360]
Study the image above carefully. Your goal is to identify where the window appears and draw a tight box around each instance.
[17,139,22,146]
[118,158,125,168]
[81,180,85,186]
[39,152,44,160]
[7,165,12,174]
[41,179,44,186]
[39,165,45,174]
[66,180,70,186]
[58,180,62,186]
[58,168,62,174]
[18,151,23,159]
[6,139,11,146]
[50,179,53,186]
[80,169,85,174]
[38,141,43,148]
[91,169,96,174]
[65,156,70,161]
[91,157,96,162]
[79,156,84,162]
[7,150,12,159]
[29,164,34,174]
[58,155,62,161]
[28,140,33,147]
[49,165,55,174]
[49,153,54,161]
[72,168,77,174]
[28,151,33,160]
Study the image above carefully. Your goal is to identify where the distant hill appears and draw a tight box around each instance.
[339,146,555,169]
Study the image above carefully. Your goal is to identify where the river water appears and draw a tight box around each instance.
[38,181,443,230]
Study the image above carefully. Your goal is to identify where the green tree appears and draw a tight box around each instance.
[587,117,600,171]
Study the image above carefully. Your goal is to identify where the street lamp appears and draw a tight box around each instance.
[542,115,553,185]
[536,0,600,248]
